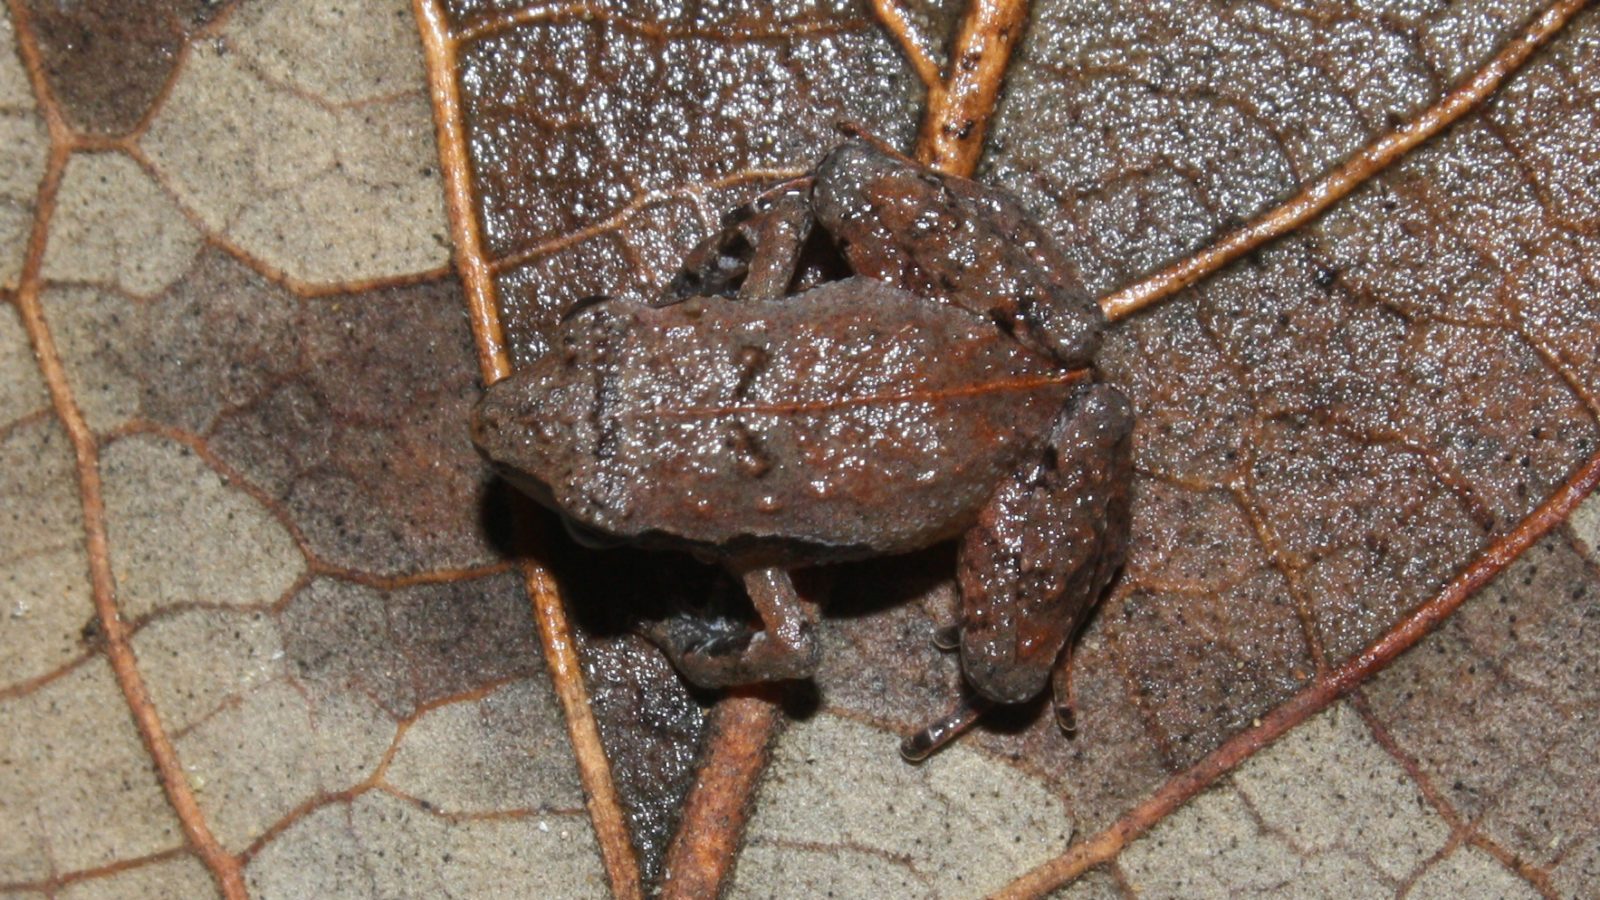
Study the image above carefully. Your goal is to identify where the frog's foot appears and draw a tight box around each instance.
[900,693,993,762]
[678,625,818,688]
[645,566,820,689]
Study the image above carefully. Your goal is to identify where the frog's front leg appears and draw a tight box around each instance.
[903,383,1134,760]
[644,565,819,689]
[663,179,814,303]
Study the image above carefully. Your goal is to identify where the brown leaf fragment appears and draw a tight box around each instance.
[20,0,218,136]
[6,0,1599,890]
[43,254,503,577]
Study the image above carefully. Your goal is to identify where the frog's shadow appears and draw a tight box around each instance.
[479,476,727,637]
[480,476,1049,734]
[480,474,955,625]
[481,476,818,716]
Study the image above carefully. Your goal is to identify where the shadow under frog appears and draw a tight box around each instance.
[472,135,1133,760]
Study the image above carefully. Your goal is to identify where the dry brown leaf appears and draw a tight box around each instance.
[2,1,1597,898]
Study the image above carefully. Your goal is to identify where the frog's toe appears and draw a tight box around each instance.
[901,693,993,762]
[691,631,754,658]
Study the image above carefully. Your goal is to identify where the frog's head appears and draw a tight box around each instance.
[471,353,591,514]
[470,300,625,522]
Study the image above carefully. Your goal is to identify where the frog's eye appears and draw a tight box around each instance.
[560,294,611,323]
[671,270,703,293]
[723,201,757,226]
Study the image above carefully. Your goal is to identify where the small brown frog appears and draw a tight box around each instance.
[473,137,1133,759]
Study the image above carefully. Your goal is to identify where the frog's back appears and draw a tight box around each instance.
[576,279,1074,561]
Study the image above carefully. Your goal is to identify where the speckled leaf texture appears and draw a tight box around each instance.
[1,1,1596,899]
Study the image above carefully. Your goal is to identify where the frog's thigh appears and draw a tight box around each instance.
[956,383,1134,706]
[650,565,819,689]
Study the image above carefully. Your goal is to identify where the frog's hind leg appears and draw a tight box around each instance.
[902,384,1133,758]
[956,383,1132,706]
[648,566,819,689]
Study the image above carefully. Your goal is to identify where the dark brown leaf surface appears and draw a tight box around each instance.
[445,3,926,885]
[2,0,1597,898]
[445,0,1600,895]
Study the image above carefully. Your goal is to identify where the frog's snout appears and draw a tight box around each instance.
[470,357,593,503]
[468,388,513,458]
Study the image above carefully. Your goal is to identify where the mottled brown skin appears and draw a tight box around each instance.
[473,140,1134,758]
